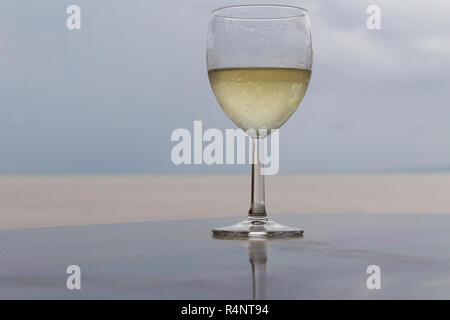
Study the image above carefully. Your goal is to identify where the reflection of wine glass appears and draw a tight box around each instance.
[248,239,267,300]
[207,5,312,237]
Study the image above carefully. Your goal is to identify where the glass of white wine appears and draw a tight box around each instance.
[207,5,312,237]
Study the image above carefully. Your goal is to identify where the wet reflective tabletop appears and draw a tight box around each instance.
[1,214,450,299]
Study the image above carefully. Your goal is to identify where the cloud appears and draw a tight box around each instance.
[0,0,449,174]
[416,36,450,55]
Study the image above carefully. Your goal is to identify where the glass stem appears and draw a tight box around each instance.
[248,137,267,220]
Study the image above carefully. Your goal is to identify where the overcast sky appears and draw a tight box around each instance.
[1,0,449,174]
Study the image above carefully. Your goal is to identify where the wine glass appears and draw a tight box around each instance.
[207,5,312,237]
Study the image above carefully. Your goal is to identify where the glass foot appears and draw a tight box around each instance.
[212,218,303,238]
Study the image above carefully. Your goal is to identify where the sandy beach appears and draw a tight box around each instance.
[1,174,450,230]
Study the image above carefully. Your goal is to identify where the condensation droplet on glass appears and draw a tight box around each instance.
[237,78,243,83]
[246,25,255,32]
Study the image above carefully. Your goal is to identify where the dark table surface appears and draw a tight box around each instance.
[1,214,450,299]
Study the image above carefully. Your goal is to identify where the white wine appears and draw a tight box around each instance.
[208,68,311,132]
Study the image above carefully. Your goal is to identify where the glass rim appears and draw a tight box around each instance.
[211,4,308,20]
